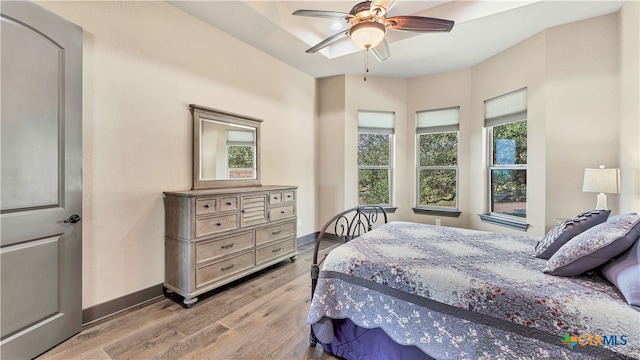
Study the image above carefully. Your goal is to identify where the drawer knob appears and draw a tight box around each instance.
[221,243,234,249]
[274,196,278,200]
[221,264,235,271]
[287,195,291,198]
[280,210,285,214]
[216,223,222,226]
[204,204,210,208]
[226,202,232,206]
[272,230,282,235]
[272,247,282,253]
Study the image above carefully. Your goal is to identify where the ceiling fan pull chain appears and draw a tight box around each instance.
[364,46,370,81]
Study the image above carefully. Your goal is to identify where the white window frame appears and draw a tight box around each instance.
[415,106,460,211]
[357,110,394,207]
[485,88,528,222]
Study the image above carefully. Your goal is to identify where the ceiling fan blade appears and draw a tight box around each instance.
[371,39,390,62]
[370,0,398,16]
[292,9,352,20]
[306,30,349,53]
[385,16,454,32]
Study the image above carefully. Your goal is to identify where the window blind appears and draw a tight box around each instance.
[358,110,395,134]
[226,130,254,146]
[416,106,460,134]
[484,87,527,127]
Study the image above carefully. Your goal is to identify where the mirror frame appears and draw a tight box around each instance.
[190,104,262,189]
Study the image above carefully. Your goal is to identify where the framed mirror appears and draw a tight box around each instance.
[190,104,262,189]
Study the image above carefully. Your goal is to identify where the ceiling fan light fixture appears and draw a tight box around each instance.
[350,21,386,49]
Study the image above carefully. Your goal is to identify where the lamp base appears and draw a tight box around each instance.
[595,193,608,210]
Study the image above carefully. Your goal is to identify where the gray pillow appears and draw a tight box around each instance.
[534,210,611,259]
[544,214,640,277]
[600,238,640,309]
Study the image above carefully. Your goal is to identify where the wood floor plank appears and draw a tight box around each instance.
[36,241,340,360]
[38,298,183,359]
[216,274,309,330]
[148,323,229,360]
[104,321,186,359]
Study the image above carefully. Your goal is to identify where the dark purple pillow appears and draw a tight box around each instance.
[601,237,640,309]
[544,214,640,277]
[535,210,611,259]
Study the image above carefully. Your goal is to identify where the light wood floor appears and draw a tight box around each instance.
[38,241,340,360]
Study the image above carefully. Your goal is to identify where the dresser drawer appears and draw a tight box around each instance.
[256,238,295,265]
[195,251,254,288]
[269,205,295,222]
[195,214,238,238]
[195,231,254,264]
[269,192,283,205]
[219,196,239,212]
[256,221,295,245]
[283,191,295,203]
[195,198,217,215]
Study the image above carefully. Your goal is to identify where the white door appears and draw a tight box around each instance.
[1,1,83,358]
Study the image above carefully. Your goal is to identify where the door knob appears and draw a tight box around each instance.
[64,214,82,224]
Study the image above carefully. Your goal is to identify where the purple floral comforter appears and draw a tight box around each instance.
[307,222,640,359]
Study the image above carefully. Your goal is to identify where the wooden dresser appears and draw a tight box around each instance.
[163,185,297,306]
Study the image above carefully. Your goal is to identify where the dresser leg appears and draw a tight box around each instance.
[183,296,198,307]
[290,255,297,263]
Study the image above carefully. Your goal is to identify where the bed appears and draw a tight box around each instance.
[307,207,640,359]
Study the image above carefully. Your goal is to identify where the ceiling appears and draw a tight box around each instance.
[169,1,625,79]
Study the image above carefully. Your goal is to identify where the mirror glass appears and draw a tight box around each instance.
[191,104,262,189]
[200,119,256,180]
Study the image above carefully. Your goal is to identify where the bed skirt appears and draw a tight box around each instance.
[317,318,434,360]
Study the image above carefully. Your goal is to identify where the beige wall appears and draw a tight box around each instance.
[406,69,472,227]
[38,1,317,309]
[410,13,627,237]
[37,0,637,310]
[544,13,621,227]
[619,1,640,213]
[316,76,347,225]
[317,75,408,224]
[345,75,408,215]
[468,32,547,236]
[320,11,634,238]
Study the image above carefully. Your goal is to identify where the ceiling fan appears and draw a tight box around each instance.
[292,0,454,62]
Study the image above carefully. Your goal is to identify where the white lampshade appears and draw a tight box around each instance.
[582,167,620,194]
[350,22,386,49]
[582,166,620,210]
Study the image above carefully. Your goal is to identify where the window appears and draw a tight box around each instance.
[415,107,459,211]
[226,129,256,179]
[485,88,527,221]
[357,111,394,206]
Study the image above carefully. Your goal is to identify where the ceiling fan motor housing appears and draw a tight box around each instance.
[350,1,379,24]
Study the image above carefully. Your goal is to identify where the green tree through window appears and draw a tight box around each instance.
[418,132,457,207]
[358,133,391,205]
[227,145,254,179]
[490,121,527,218]
[415,106,460,210]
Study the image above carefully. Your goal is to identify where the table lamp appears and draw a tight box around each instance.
[582,165,620,210]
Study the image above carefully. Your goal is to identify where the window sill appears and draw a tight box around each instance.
[478,214,529,231]
[412,208,461,217]
[360,206,397,214]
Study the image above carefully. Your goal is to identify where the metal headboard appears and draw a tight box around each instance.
[309,205,388,346]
